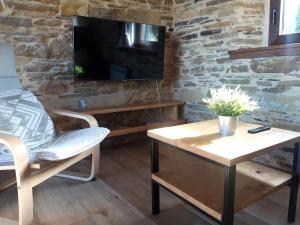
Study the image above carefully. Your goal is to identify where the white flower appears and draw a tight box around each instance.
[203,86,259,116]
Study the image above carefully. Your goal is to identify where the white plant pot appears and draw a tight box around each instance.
[218,115,239,136]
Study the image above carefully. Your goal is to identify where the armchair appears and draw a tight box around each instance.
[0,44,109,225]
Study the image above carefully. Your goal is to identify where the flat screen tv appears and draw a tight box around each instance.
[72,16,166,81]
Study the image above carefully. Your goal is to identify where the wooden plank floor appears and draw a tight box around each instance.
[0,140,300,225]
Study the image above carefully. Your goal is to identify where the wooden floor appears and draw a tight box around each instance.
[0,140,300,225]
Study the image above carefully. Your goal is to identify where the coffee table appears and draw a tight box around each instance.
[147,120,300,225]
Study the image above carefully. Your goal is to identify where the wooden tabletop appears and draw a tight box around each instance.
[147,120,300,166]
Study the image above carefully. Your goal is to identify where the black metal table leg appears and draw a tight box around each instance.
[288,142,300,223]
[151,139,160,215]
[222,165,236,225]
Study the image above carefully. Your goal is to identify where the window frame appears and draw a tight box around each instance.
[269,0,300,45]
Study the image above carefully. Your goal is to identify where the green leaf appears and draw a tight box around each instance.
[75,65,85,76]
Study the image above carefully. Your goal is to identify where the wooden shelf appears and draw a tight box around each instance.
[152,154,291,221]
[79,101,184,115]
[108,119,185,137]
[75,100,185,137]
[228,43,300,60]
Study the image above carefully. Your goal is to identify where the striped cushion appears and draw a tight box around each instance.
[34,127,109,161]
[0,127,109,164]
[0,89,55,164]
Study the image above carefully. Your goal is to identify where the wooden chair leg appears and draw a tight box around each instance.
[17,181,33,225]
[55,146,100,182]
[3,136,34,225]
[92,146,100,177]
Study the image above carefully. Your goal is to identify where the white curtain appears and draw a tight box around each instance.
[125,23,135,46]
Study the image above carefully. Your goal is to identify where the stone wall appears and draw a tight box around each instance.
[1,0,299,169]
[0,0,174,109]
[172,0,300,170]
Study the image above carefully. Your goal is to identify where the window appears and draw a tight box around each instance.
[269,0,300,45]
[140,25,159,42]
[124,23,159,46]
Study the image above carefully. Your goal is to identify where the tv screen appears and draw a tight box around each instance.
[72,16,166,81]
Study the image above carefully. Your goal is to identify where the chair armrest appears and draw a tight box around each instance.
[0,133,30,172]
[50,109,99,128]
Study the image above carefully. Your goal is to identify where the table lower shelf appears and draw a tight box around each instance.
[152,156,291,221]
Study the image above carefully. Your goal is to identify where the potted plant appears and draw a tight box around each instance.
[74,65,85,77]
[203,86,259,136]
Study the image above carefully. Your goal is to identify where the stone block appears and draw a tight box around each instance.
[200,28,222,36]
[175,20,189,27]
[33,18,63,26]
[126,8,161,24]
[59,0,88,16]
[189,16,209,24]
[182,33,198,40]
[0,17,32,27]
[47,33,72,60]
[206,0,232,7]
[24,61,54,72]
[220,78,250,85]
[183,81,197,87]
[250,58,299,74]
[8,1,58,16]
[16,43,47,58]
[231,65,249,73]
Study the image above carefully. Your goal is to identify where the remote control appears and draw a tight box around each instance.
[248,125,271,134]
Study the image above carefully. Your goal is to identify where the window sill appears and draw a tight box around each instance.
[228,43,300,60]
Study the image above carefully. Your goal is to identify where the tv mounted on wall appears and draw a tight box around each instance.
[72,16,166,81]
